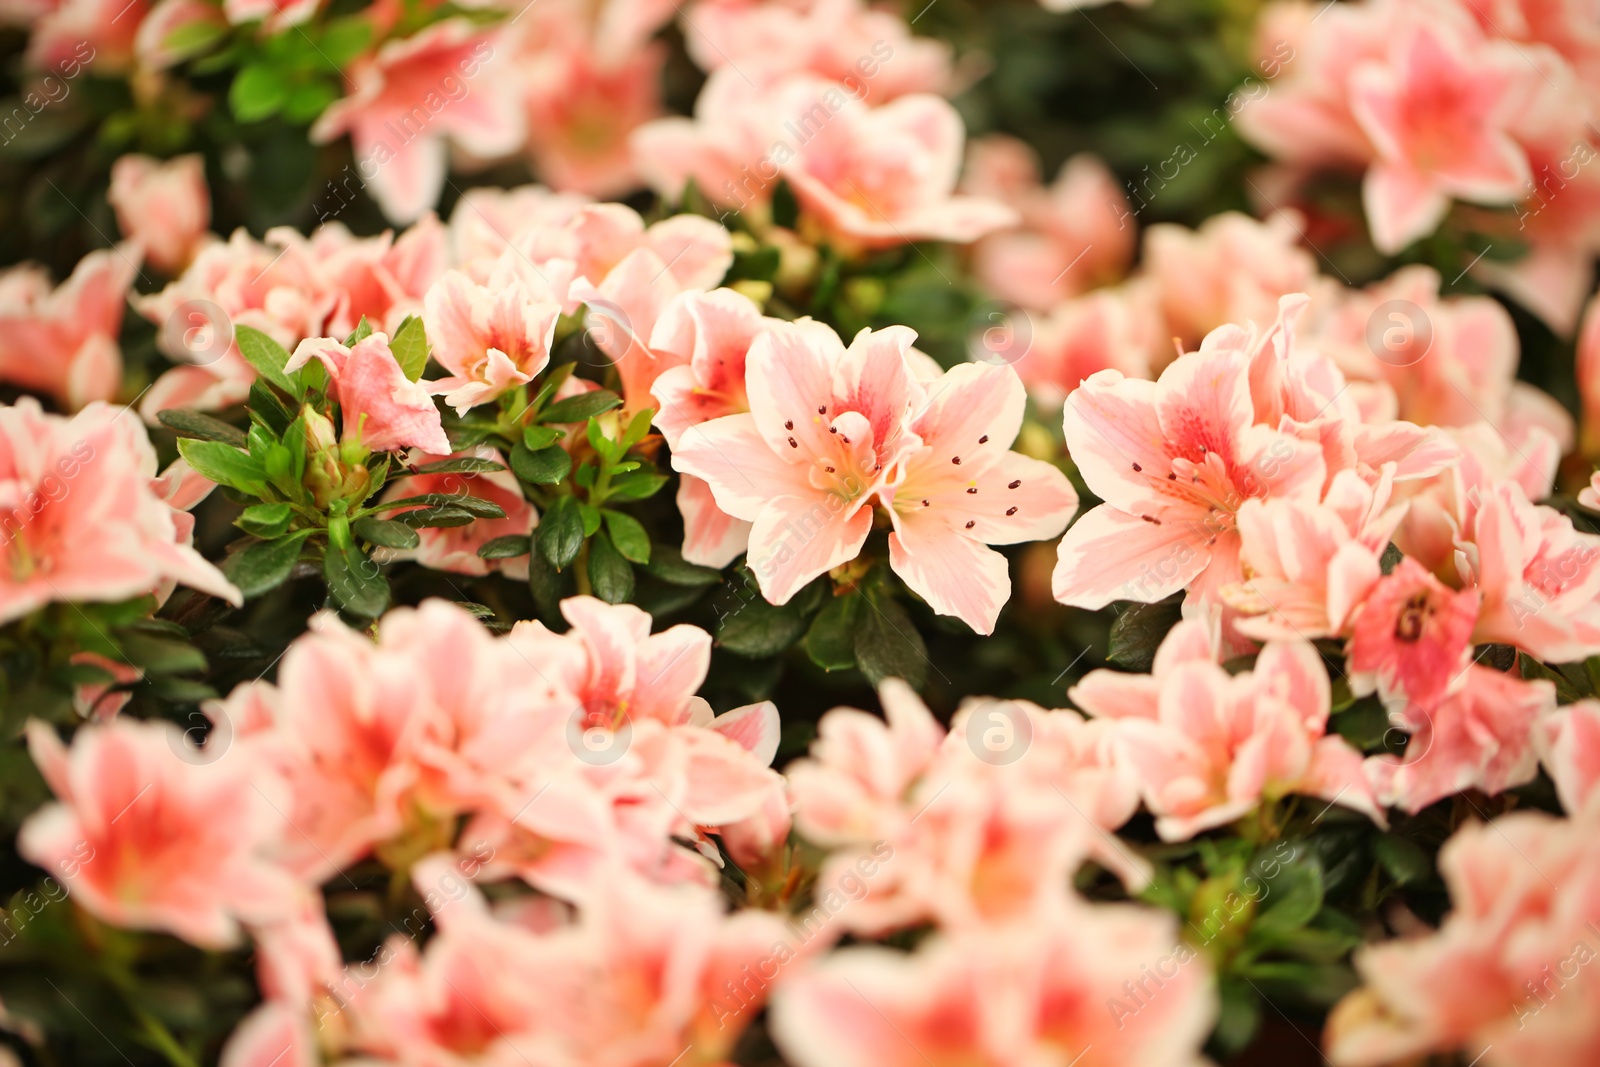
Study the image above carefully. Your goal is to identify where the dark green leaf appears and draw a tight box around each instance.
[411,456,505,475]
[604,470,669,501]
[157,409,246,447]
[375,494,506,518]
[143,677,219,703]
[527,543,565,622]
[541,389,622,424]
[117,632,206,676]
[805,594,861,671]
[234,324,301,397]
[477,535,532,560]
[538,496,585,572]
[395,506,478,529]
[588,533,634,604]
[643,545,724,586]
[222,532,310,599]
[719,592,811,659]
[390,315,429,381]
[854,594,928,689]
[1108,598,1184,672]
[511,443,572,485]
[523,425,562,450]
[601,511,650,563]
[1208,979,1261,1061]
[237,502,292,539]
[1372,834,1430,886]
[1253,857,1324,938]
[250,380,296,435]
[352,516,421,549]
[323,541,389,618]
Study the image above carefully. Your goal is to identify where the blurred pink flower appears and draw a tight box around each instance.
[0,247,137,410]
[314,213,448,339]
[1006,283,1161,410]
[223,0,321,28]
[1347,556,1480,710]
[672,320,922,604]
[0,398,241,624]
[521,34,664,198]
[108,154,209,275]
[311,20,525,224]
[286,332,451,454]
[885,363,1079,634]
[19,719,298,948]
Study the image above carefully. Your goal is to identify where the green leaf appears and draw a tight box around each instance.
[578,502,602,538]
[395,506,478,529]
[601,511,650,564]
[237,502,292,539]
[1253,857,1324,938]
[344,317,374,346]
[511,443,572,485]
[230,63,288,122]
[1208,979,1261,1061]
[222,532,310,599]
[411,456,505,475]
[538,496,585,572]
[157,409,247,447]
[177,438,270,496]
[805,594,860,671]
[390,315,429,381]
[234,324,301,397]
[117,632,207,676]
[281,81,339,125]
[1372,834,1430,886]
[523,425,563,450]
[249,380,295,435]
[352,516,421,549]
[1519,652,1585,704]
[477,535,532,560]
[162,19,225,59]
[323,541,389,618]
[540,389,622,424]
[144,677,219,703]
[588,533,634,604]
[719,586,813,659]
[527,544,564,621]
[643,545,723,586]
[604,470,669,501]
[1107,598,1184,672]
[375,494,506,518]
[854,594,928,689]
[317,15,372,67]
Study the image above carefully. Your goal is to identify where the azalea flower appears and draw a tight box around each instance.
[0,247,138,410]
[0,399,241,624]
[1070,621,1384,840]
[422,265,562,414]
[313,214,448,340]
[672,320,923,605]
[107,153,209,275]
[1009,283,1162,410]
[770,896,1216,1067]
[1347,556,1480,710]
[19,719,300,948]
[286,332,452,455]
[885,362,1080,635]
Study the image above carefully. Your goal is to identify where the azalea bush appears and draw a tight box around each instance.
[1,0,1600,1064]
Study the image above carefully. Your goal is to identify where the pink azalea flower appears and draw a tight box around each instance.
[1536,699,1600,814]
[1073,627,1382,840]
[779,86,1019,250]
[108,154,209,276]
[1580,288,1600,457]
[1052,339,1326,615]
[286,332,451,455]
[770,897,1216,1067]
[1365,663,1555,813]
[446,182,590,273]
[0,247,137,410]
[1327,802,1600,1067]
[218,1003,316,1067]
[1224,467,1407,641]
[1008,283,1162,410]
[0,399,241,624]
[684,0,952,101]
[18,719,300,948]
[671,320,923,605]
[28,0,143,72]
[649,288,778,567]
[310,20,526,224]
[313,213,448,339]
[222,0,321,29]
[884,363,1079,634]
[1349,22,1532,253]
[966,136,1137,309]
[378,447,538,579]
[1347,556,1480,710]
[422,265,562,413]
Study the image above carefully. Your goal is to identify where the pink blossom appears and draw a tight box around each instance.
[0,399,241,624]
[1365,663,1555,813]
[422,265,561,413]
[1005,283,1161,409]
[378,447,538,578]
[218,1003,316,1067]
[1537,699,1600,814]
[28,0,142,72]
[311,20,525,224]
[223,0,321,29]
[885,362,1079,634]
[314,213,448,339]
[779,86,1018,250]
[1581,288,1600,457]
[0,247,137,410]
[770,897,1216,1067]
[286,332,451,454]
[671,320,922,605]
[649,288,777,567]
[18,719,299,948]
[1052,340,1325,616]
[447,183,590,270]
[108,154,209,276]
[1347,556,1480,710]
[966,136,1137,309]
[1073,626,1382,840]
[683,0,952,101]
[1327,802,1600,1067]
